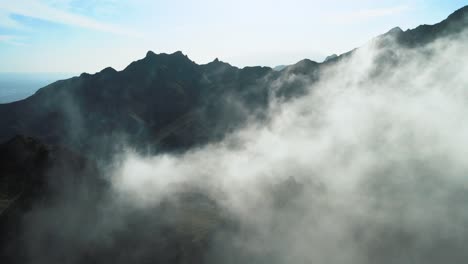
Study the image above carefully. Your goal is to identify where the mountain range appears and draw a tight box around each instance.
[1,6,468,156]
[1,5,468,264]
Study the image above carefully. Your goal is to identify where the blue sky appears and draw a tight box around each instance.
[0,0,467,73]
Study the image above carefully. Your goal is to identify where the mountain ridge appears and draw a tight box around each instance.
[1,5,468,264]
[0,5,467,155]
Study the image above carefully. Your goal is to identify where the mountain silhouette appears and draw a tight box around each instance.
[0,6,467,156]
[0,51,278,156]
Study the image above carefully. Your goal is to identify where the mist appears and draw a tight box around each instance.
[16,28,468,263]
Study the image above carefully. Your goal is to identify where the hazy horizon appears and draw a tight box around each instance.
[0,72,76,103]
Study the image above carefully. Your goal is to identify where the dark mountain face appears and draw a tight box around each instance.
[0,136,228,264]
[0,51,282,156]
[1,5,468,264]
[0,136,103,263]
[395,5,468,46]
[1,6,465,156]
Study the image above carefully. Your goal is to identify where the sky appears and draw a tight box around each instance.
[0,0,467,73]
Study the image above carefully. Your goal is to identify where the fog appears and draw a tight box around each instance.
[19,29,468,263]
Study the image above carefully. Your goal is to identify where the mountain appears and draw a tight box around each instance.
[395,5,468,46]
[0,135,102,263]
[0,135,227,264]
[0,52,280,156]
[323,54,338,62]
[1,6,466,157]
[273,65,288,71]
[1,5,468,264]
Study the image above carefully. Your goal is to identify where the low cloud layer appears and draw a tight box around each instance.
[19,29,468,263]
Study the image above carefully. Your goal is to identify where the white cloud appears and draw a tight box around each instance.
[110,30,468,262]
[0,0,140,37]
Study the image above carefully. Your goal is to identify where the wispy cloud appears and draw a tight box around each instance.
[0,11,26,29]
[0,0,140,37]
[0,34,28,46]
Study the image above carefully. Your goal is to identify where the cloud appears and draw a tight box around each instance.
[12,16,468,263]
[0,0,140,37]
[108,30,468,263]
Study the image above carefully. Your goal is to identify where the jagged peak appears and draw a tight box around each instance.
[77,67,116,79]
[324,54,338,62]
[123,50,195,72]
[282,58,319,74]
[241,65,272,71]
[146,50,157,58]
[202,57,234,69]
[143,50,189,61]
[100,67,117,74]
[295,58,319,66]
[80,72,91,78]
[172,50,185,56]
[209,57,229,65]
[387,26,403,34]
